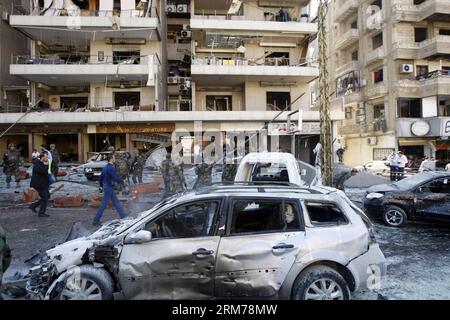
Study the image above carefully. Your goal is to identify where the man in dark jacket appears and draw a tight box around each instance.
[0,225,11,299]
[29,152,50,217]
[93,154,127,226]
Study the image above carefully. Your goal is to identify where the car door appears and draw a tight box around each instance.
[415,177,450,221]
[215,197,305,298]
[117,198,223,299]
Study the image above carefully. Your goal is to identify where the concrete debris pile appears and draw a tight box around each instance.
[343,171,389,189]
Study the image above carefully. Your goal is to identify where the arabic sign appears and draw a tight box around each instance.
[268,122,320,136]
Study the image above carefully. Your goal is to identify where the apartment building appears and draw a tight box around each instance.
[1,0,344,164]
[330,0,450,167]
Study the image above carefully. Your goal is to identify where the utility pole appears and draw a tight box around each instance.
[318,0,333,186]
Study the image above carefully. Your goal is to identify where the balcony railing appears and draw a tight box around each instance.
[10,4,159,19]
[334,0,358,23]
[335,61,360,77]
[335,29,359,50]
[193,9,310,23]
[366,47,385,65]
[12,54,161,66]
[192,56,309,67]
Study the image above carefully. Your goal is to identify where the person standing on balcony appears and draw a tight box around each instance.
[279,7,287,22]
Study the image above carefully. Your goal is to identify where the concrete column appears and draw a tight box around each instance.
[78,132,83,163]
[125,133,132,153]
[191,81,196,111]
[28,134,33,161]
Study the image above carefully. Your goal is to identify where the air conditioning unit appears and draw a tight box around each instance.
[168,77,178,84]
[178,77,191,84]
[185,81,192,88]
[177,4,188,13]
[368,136,378,146]
[166,4,176,13]
[400,64,414,74]
[178,84,188,91]
[182,24,191,31]
[360,79,367,87]
[180,30,192,38]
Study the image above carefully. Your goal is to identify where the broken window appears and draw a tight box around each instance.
[397,98,422,118]
[114,92,140,110]
[230,200,300,234]
[305,202,349,226]
[336,71,360,97]
[251,163,290,182]
[206,96,232,111]
[145,201,220,239]
[267,92,291,111]
[265,52,290,66]
[113,50,141,64]
[419,179,450,194]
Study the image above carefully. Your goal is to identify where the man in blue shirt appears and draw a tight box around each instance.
[93,154,127,226]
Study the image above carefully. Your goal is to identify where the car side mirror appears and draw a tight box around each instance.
[124,230,152,245]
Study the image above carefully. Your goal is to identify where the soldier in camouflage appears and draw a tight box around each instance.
[114,152,130,193]
[49,144,60,177]
[222,163,238,182]
[3,143,22,188]
[0,225,11,298]
[194,162,214,189]
[131,149,151,184]
[160,153,186,197]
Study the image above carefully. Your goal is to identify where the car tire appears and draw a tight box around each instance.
[383,205,407,227]
[53,265,114,300]
[292,266,351,300]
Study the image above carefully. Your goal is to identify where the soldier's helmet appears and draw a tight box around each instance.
[8,143,15,149]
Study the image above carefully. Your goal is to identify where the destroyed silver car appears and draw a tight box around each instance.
[25,184,386,300]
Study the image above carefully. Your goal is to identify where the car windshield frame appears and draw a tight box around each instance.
[392,172,441,190]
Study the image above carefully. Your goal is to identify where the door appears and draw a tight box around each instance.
[118,199,223,299]
[415,177,450,220]
[215,197,305,298]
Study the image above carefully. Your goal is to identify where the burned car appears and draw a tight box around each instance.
[25,184,385,300]
[364,172,450,227]
[82,151,130,180]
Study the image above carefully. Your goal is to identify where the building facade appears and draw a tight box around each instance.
[329,0,450,167]
[0,0,344,164]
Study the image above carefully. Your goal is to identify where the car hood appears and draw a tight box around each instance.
[84,161,107,169]
[367,183,398,194]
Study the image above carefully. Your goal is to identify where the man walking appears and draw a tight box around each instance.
[41,144,56,185]
[93,154,127,226]
[160,153,186,197]
[194,162,214,189]
[387,151,397,182]
[131,149,151,184]
[3,143,22,188]
[29,152,51,217]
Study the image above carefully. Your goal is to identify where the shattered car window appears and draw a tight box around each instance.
[393,172,442,190]
[420,178,450,194]
[305,202,349,226]
[145,201,220,239]
[230,200,300,234]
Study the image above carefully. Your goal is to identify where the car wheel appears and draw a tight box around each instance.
[53,265,114,300]
[383,205,407,227]
[292,266,351,300]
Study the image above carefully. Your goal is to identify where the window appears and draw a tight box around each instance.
[439,29,450,36]
[374,104,384,119]
[351,20,358,29]
[336,71,360,97]
[345,107,353,119]
[372,33,383,50]
[398,98,422,118]
[419,178,450,194]
[251,163,290,182]
[145,201,220,239]
[230,200,300,234]
[206,95,232,111]
[305,202,348,226]
[414,28,427,42]
[114,92,140,109]
[267,92,291,111]
[351,50,358,61]
[265,52,290,66]
[374,68,384,83]
[113,50,141,64]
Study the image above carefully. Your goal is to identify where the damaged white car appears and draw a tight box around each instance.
[25,184,386,300]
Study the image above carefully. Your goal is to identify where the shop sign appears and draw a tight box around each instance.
[96,124,175,134]
[268,122,320,136]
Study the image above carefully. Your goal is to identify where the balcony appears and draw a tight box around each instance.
[391,0,450,22]
[335,29,359,50]
[334,0,359,23]
[10,54,160,86]
[396,70,450,98]
[9,5,160,44]
[335,61,360,77]
[366,47,385,66]
[191,56,318,86]
[366,84,388,100]
[190,12,317,35]
[393,36,450,60]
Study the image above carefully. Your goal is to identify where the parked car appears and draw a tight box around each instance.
[83,151,130,180]
[24,184,385,300]
[364,171,450,227]
[354,161,391,175]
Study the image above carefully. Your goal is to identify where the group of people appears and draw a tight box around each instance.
[387,151,408,182]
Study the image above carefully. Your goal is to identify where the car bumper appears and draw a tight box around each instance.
[347,244,387,292]
[363,198,384,221]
